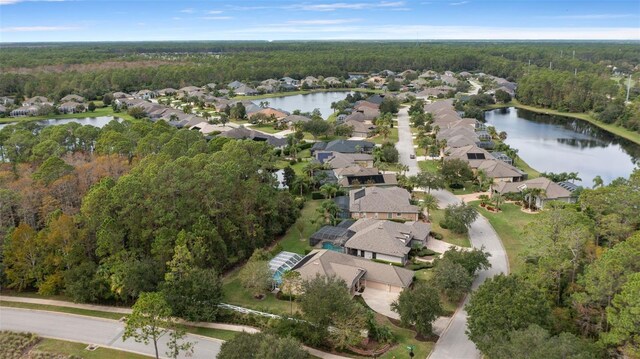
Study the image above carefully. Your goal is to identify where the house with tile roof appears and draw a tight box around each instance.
[492,177,577,208]
[344,219,430,265]
[292,249,414,294]
[349,186,420,221]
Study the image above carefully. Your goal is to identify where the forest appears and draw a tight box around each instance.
[466,170,640,358]
[0,120,299,302]
[1,41,638,132]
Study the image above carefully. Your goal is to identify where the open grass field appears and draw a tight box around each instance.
[418,159,440,173]
[469,201,538,272]
[221,270,300,316]
[276,199,320,254]
[370,127,399,144]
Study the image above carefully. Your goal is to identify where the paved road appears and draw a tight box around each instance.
[396,107,419,176]
[0,307,222,359]
[396,108,509,359]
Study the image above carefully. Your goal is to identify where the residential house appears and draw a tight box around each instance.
[281,114,311,128]
[23,96,51,106]
[302,76,319,88]
[248,107,289,120]
[0,104,6,114]
[292,249,414,295]
[112,92,130,99]
[219,127,287,148]
[349,187,421,221]
[234,85,258,96]
[477,159,526,183]
[10,106,39,117]
[323,77,342,87]
[492,177,576,208]
[344,119,376,138]
[157,88,178,96]
[227,81,246,90]
[440,74,459,86]
[60,94,85,103]
[344,219,430,265]
[135,89,156,100]
[311,139,376,154]
[316,151,375,169]
[280,77,300,87]
[58,101,85,114]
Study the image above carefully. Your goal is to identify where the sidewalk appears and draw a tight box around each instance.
[0,295,350,359]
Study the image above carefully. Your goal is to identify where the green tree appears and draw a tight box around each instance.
[433,258,473,300]
[161,234,223,322]
[281,270,302,315]
[494,89,512,103]
[32,156,74,185]
[127,106,146,119]
[298,275,367,349]
[391,280,443,336]
[440,158,474,187]
[420,193,438,220]
[87,101,96,112]
[441,247,491,276]
[123,292,193,359]
[217,332,309,359]
[441,202,478,234]
[603,272,640,357]
[466,274,552,354]
[302,118,331,140]
[238,259,272,298]
[414,171,445,193]
[487,324,601,359]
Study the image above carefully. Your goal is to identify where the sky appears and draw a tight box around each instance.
[0,0,639,42]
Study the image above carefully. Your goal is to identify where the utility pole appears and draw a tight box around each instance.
[626,74,632,102]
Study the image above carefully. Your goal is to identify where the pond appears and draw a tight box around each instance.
[0,116,119,130]
[252,91,353,119]
[484,107,640,185]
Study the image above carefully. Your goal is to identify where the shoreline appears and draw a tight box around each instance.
[486,99,640,146]
[0,107,133,125]
[233,87,385,100]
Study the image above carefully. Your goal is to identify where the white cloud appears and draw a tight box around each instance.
[289,1,405,11]
[1,25,79,32]
[222,24,640,40]
[199,16,233,20]
[449,1,469,5]
[286,19,360,25]
[179,8,195,13]
[538,14,637,20]
[207,10,223,14]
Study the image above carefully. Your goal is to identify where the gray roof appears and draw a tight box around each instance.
[345,219,430,257]
[293,249,414,289]
[349,186,420,214]
[494,177,573,199]
[324,139,376,153]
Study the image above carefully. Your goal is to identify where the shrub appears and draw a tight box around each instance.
[311,191,326,200]
[408,262,433,270]
[372,259,404,267]
[289,159,297,165]
[439,221,449,229]
[432,232,444,240]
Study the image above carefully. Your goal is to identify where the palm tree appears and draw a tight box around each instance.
[319,183,339,199]
[568,172,582,184]
[475,169,489,191]
[522,188,546,211]
[292,176,311,196]
[421,193,438,221]
[491,192,504,211]
[318,200,340,225]
[592,175,604,188]
[280,270,301,316]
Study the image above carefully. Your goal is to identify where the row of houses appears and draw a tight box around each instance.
[6,95,91,117]
[424,99,528,182]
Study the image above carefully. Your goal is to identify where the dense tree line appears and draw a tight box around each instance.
[466,170,640,358]
[0,120,299,304]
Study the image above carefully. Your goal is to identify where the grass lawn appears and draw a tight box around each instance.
[413,270,458,314]
[0,106,135,124]
[276,199,321,254]
[220,200,323,316]
[488,100,640,146]
[374,313,435,359]
[34,338,151,359]
[418,160,440,173]
[469,201,538,272]
[514,157,540,179]
[274,159,307,176]
[222,271,300,316]
[427,207,471,248]
[251,124,281,134]
[370,127,399,144]
[0,300,125,320]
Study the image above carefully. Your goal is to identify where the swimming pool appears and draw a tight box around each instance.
[322,242,343,252]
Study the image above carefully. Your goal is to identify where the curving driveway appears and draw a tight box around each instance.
[396,104,509,359]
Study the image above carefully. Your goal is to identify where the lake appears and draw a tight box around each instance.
[484,107,640,185]
[0,116,119,130]
[253,91,353,119]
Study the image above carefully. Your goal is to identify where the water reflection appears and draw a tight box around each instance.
[484,107,639,185]
[253,91,353,119]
